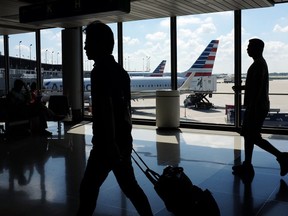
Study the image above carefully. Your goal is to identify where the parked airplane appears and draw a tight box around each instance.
[42,40,219,102]
[130,39,219,99]
[128,60,166,77]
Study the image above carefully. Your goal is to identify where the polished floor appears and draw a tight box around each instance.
[1,121,288,216]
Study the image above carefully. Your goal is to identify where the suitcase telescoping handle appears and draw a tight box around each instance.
[131,148,160,185]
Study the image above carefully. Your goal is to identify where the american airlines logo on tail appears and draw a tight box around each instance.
[184,40,219,77]
[149,60,166,77]
[128,60,166,77]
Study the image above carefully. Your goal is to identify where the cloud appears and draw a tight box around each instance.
[41,28,62,51]
[159,16,213,28]
[177,16,205,26]
[145,31,167,41]
[123,36,140,45]
[178,28,197,39]
[273,24,288,33]
[160,18,170,27]
[194,23,216,34]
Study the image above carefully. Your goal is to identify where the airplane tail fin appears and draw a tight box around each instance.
[148,60,166,77]
[182,40,219,78]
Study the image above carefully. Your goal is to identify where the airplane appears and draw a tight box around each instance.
[128,60,166,77]
[42,60,166,94]
[130,39,219,99]
[42,40,219,103]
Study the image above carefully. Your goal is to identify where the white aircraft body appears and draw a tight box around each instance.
[42,40,219,102]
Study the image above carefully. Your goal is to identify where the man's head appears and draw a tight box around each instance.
[247,38,264,58]
[30,82,37,91]
[13,79,25,91]
[83,21,114,61]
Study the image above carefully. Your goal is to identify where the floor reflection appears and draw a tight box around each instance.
[0,122,288,216]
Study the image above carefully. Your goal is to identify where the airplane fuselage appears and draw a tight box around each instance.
[131,76,185,91]
[42,76,185,101]
[42,40,219,102]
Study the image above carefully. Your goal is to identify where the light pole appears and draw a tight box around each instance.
[19,41,22,67]
[45,49,48,64]
[19,40,22,60]
[29,44,32,69]
[29,44,32,61]
[146,56,150,71]
[57,51,59,64]
[19,41,22,59]
[52,51,54,64]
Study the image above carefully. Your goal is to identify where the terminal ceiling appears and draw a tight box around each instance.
[0,0,287,35]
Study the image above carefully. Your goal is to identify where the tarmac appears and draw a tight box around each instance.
[131,79,288,126]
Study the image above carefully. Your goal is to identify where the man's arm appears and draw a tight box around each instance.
[232,85,245,92]
[102,96,121,160]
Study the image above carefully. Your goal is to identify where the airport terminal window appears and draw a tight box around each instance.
[2,29,62,96]
[82,16,236,127]
[119,13,236,126]
[242,3,288,129]
[40,28,63,104]
[0,5,286,133]
[177,11,234,126]
[76,5,288,133]
[0,36,5,96]
[123,18,170,121]
[8,33,36,90]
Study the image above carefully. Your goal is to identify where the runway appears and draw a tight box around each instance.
[131,79,288,126]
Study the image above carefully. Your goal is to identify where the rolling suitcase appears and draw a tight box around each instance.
[132,148,220,216]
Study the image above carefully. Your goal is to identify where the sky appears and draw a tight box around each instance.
[1,3,288,75]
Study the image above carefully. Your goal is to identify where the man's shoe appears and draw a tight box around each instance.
[277,153,288,176]
[232,161,255,184]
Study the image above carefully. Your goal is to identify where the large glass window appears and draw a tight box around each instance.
[0,28,63,100]
[122,13,234,124]
[177,11,234,125]
[8,33,36,89]
[2,4,286,132]
[0,35,5,97]
[242,3,288,129]
[40,28,63,78]
[40,28,63,103]
[123,18,170,120]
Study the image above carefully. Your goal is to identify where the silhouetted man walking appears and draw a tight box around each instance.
[232,38,288,182]
[77,21,153,216]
